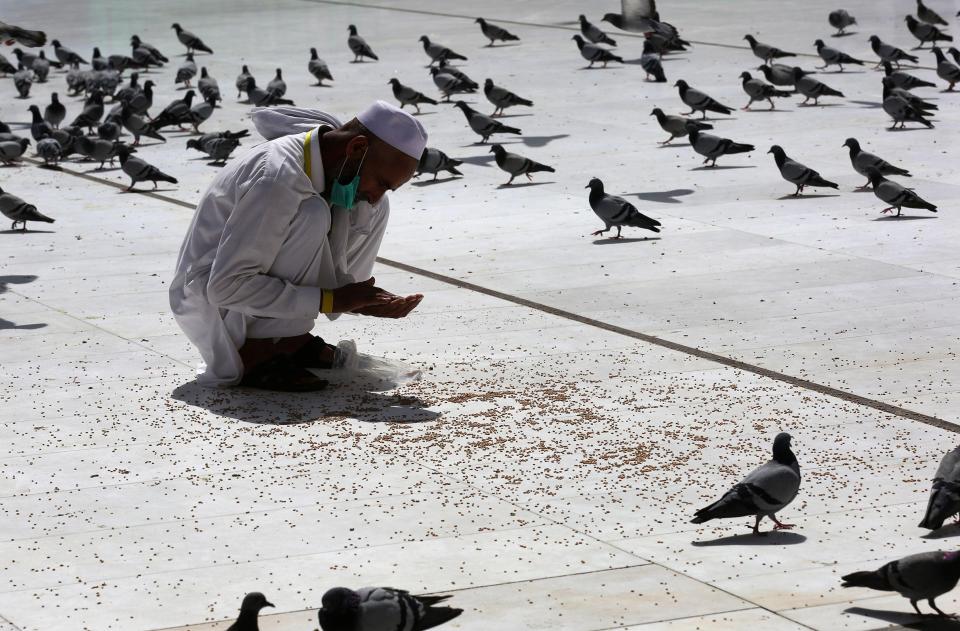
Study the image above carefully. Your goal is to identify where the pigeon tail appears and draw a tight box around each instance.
[419,606,464,630]
[528,162,555,174]
[919,489,958,530]
[691,487,758,523]
[726,142,755,154]
[808,176,839,189]
[706,102,733,115]
[841,570,894,591]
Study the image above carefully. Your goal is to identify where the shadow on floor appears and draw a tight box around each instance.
[922,522,960,539]
[845,606,960,629]
[631,188,694,204]
[170,379,441,425]
[691,531,806,546]
[0,274,46,331]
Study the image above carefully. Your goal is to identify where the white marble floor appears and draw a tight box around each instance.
[1,0,959,630]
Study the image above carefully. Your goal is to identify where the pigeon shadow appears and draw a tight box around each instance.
[521,134,569,147]
[844,607,960,629]
[493,113,534,119]
[411,176,462,186]
[921,522,960,539]
[496,181,553,189]
[776,193,842,200]
[886,126,936,132]
[410,111,437,117]
[851,100,883,108]
[871,214,938,220]
[592,236,661,244]
[0,275,46,330]
[0,229,56,234]
[577,65,622,71]
[831,31,857,38]
[798,102,845,107]
[631,188,695,204]
[170,379,440,425]
[820,69,868,74]
[692,531,807,546]
[743,108,794,113]
[482,42,522,48]
[457,154,495,167]
[690,164,756,171]
[37,164,63,171]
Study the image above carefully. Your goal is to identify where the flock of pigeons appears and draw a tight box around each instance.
[1,0,960,626]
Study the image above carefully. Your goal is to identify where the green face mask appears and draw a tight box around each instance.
[329,147,367,209]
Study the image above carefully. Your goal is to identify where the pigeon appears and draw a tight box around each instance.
[13,64,33,98]
[308,48,333,86]
[267,68,287,97]
[430,67,475,101]
[932,47,960,90]
[183,96,216,133]
[225,592,274,631]
[77,137,127,169]
[152,90,197,130]
[828,9,857,35]
[484,79,533,116]
[743,34,796,64]
[27,105,53,140]
[579,15,617,46]
[883,80,936,115]
[842,138,911,189]
[0,138,30,165]
[118,145,177,191]
[0,21,46,47]
[243,77,294,107]
[640,39,666,82]
[950,47,960,65]
[52,39,88,66]
[882,81,934,129]
[453,101,520,143]
[48,127,82,159]
[475,18,519,46]
[130,35,168,63]
[905,15,952,49]
[490,144,555,185]
[917,0,949,25]
[416,147,463,180]
[883,61,937,89]
[869,35,919,68]
[97,119,122,142]
[347,25,378,62]
[65,62,88,96]
[437,60,478,89]
[571,35,624,68]
[756,63,811,88]
[866,168,936,216]
[691,432,800,534]
[645,31,688,55]
[90,46,108,71]
[35,137,62,167]
[70,92,105,132]
[419,36,467,65]
[687,125,754,166]
[235,65,253,99]
[814,39,864,70]
[920,446,960,531]
[842,551,960,616]
[388,78,438,113]
[12,47,39,68]
[586,177,661,238]
[649,107,712,144]
[767,145,839,195]
[31,51,52,82]
[0,187,54,231]
[176,52,197,87]
[186,130,248,164]
[0,52,16,76]
[739,71,791,109]
[601,0,682,40]
[793,67,844,104]
[114,73,141,104]
[318,587,462,631]
[197,67,221,104]
[674,79,733,118]
[130,40,164,69]
[171,23,213,54]
[106,53,137,74]
[125,80,155,116]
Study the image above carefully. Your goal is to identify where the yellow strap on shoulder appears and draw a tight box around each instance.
[303,128,312,175]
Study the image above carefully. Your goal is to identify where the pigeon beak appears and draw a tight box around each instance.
[264,601,275,608]
[584,184,590,189]
[766,149,772,154]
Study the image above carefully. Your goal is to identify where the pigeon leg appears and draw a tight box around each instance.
[793,185,801,196]
[767,98,775,110]
[658,135,674,145]
[880,206,896,214]
[432,172,438,181]
[742,100,752,111]
[911,600,923,616]
[505,175,514,185]
[525,173,533,181]
[751,514,763,535]
[771,516,795,530]
[614,226,622,239]
[152,180,158,190]
[800,96,810,105]
[928,599,954,617]
[700,110,707,119]
[855,179,871,190]
[591,227,609,236]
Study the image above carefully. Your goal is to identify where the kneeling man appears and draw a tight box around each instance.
[170,101,426,390]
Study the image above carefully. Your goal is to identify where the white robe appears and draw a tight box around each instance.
[169,108,390,387]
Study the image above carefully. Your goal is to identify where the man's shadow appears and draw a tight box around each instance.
[170,379,440,425]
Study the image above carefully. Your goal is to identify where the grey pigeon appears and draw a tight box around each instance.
[0,51,16,75]
[198,67,221,104]
[124,80,155,116]
[184,96,216,133]
[484,78,533,116]
[917,0,948,25]
[416,147,463,180]
[490,144,555,185]
[27,105,53,141]
[318,587,462,631]
[579,15,617,46]
[347,25,378,62]
[756,63,810,88]
[828,9,857,35]
[65,62,88,96]
[0,138,30,165]
[885,80,937,113]
[475,18,519,46]
[152,90,195,130]
[905,15,952,49]
[97,120,121,142]
[793,67,844,104]
[430,67,474,101]
[31,51,51,82]
[90,47,107,71]
[920,446,960,531]
[842,138,911,189]
[949,47,960,65]
[571,35,624,68]
[640,39,666,82]
[388,78,438,113]
[171,23,213,54]
[649,107,712,144]
[130,35,168,63]
[308,48,333,85]
[244,77,294,107]
[43,93,66,129]
[130,41,163,69]
[48,127,82,159]
[883,61,936,89]
[118,145,177,191]
[842,551,960,616]
[225,592,273,631]
[932,47,960,90]
[0,21,46,47]
[0,186,54,231]
[687,125,754,166]
[12,47,38,68]
[814,39,864,70]
[675,79,733,118]
[236,65,253,98]
[601,0,683,40]
[739,71,791,109]
[869,35,919,68]
[866,168,936,216]
[768,145,839,195]
[882,81,934,129]
[691,432,800,534]
[586,177,661,238]
[70,92,105,132]
[453,101,520,143]
[743,34,795,64]
[77,137,126,169]
[35,137,62,167]
[176,52,197,87]
[187,130,248,165]
[266,68,287,97]
[13,64,33,98]
[419,35,467,65]
[437,60,478,89]
[120,104,166,145]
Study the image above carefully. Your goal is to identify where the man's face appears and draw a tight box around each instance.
[344,135,418,206]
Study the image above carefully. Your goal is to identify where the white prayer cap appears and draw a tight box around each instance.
[357,100,428,160]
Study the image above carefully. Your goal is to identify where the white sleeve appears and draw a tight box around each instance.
[205,160,323,319]
[346,195,391,281]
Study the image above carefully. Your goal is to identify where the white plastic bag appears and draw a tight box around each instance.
[307,340,422,390]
